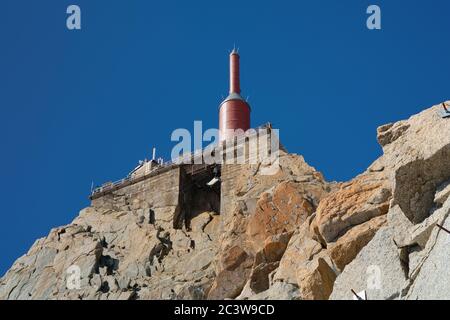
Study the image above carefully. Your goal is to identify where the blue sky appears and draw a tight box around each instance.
[1,0,449,275]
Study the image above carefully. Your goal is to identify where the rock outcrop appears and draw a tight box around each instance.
[209,153,332,299]
[330,103,450,300]
[1,102,449,300]
[0,206,220,300]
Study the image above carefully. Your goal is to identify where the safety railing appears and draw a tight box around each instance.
[90,123,272,198]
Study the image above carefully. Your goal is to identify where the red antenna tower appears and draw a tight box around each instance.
[219,49,251,141]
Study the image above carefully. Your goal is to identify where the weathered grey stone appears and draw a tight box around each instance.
[435,180,450,205]
[185,248,215,274]
[405,198,450,299]
[391,201,449,249]
[379,105,450,223]
[330,227,409,300]
[248,282,301,300]
[388,205,414,248]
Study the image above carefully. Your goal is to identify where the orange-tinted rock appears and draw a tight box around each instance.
[247,181,315,252]
[327,215,387,271]
[313,171,391,243]
[249,262,279,293]
[208,253,253,299]
[215,154,331,299]
[273,218,323,284]
[221,246,249,271]
[296,257,336,300]
[262,232,293,263]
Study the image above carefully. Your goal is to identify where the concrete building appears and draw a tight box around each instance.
[90,51,283,229]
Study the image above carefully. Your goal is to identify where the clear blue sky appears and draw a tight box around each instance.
[1,0,449,275]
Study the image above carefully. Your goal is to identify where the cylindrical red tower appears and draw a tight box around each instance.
[219,49,251,142]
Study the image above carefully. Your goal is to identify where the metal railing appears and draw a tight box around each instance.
[90,123,273,198]
[90,153,198,197]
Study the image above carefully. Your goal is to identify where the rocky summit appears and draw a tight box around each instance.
[1,102,449,300]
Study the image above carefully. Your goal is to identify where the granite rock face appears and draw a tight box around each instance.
[0,207,219,300]
[405,198,450,299]
[1,102,449,300]
[329,226,410,300]
[209,153,332,299]
[378,105,450,224]
[313,171,391,243]
[330,102,450,300]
